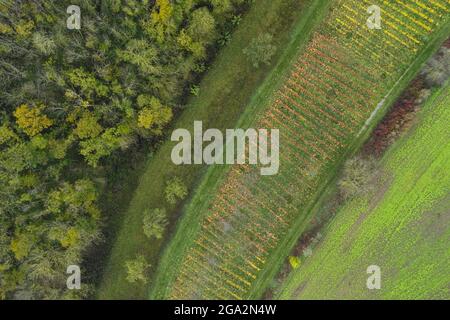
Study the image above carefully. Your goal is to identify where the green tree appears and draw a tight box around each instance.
[177,28,206,58]
[0,123,18,145]
[137,95,173,135]
[10,234,32,261]
[142,208,168,239]
[48,226,80,248]
[79,128,126,167]
[66,68,109,99]
[117,40,161,76]
[243,33,277,68]
[125,255,150,284]
[46,179,99,217]
[14,19,35,38]
[74,112,103,139]
[165,177,188,205]
[211,0,232,15]
[32,32,56,55]
[188,7,216,43]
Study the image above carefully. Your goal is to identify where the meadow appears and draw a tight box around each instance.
[150,0,450,299]
[278,82,450,299]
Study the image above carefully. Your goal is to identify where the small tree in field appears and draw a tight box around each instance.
[243,33,277,68]
[143,208,168,239]
[338,157,376,200]
[165,177,188,205]
[125,255,150,284]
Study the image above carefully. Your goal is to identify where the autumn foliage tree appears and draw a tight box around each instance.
[14,104,53,137]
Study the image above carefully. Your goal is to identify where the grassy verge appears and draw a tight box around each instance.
[97,0,317,299]
[149,0,333,299]
[277,81,450,299]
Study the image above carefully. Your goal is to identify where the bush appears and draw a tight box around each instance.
[421,47,450,87]
[288,256,301,269]
[165,177,188,205]
[302,247,313,258]
[338,157,376,200]
[243,33,277,68]
[143,208,168,239]
[125,255,150,284]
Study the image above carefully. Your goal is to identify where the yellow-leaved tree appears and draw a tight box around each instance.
[151,0,173,24]
[14,104,53,137]
[137,95,172,135]
[10,234,32,261]
[143,0,174,43]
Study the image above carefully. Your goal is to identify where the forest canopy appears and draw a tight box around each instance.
[0,0,248,299]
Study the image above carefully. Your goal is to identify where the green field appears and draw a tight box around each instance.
[97,0,321,299]
[150,0,450,299]
[278,82,450,299]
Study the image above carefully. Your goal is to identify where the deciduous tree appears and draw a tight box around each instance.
[125,255,150,284]
[14,104,53,137]
[243,33,277,68]
[142,208,168,239]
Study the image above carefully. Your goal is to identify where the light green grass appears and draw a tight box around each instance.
[97,0,318,299]
[278,83,450,299]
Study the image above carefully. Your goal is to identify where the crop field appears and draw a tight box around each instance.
[278,83,450,299]
[151,0,450,299]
